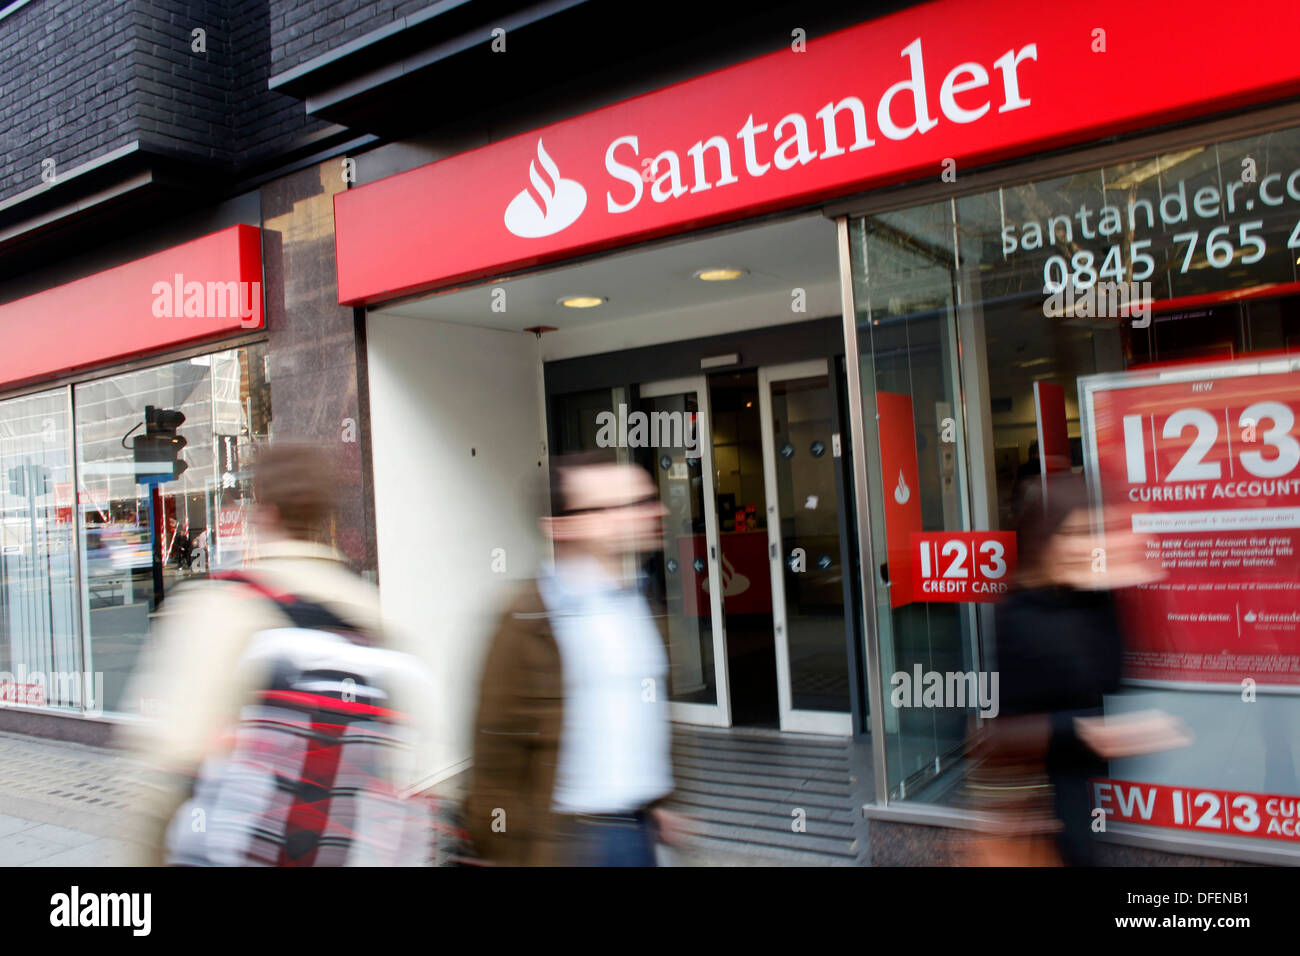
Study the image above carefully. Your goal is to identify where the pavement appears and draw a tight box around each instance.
[0,731,799,866]
[0,731,153,866]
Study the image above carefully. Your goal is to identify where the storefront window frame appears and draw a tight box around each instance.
[0,332,268,722]
[834,102,1300,865]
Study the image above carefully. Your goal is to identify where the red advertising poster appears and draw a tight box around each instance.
[1033,380,1071,476]
[217,507,244,541]
[217,504,248,567]
[54,482,73,524]
[0,681,46,706]
[1081,360,1300,686]
[911,531,1016,603]
[877,392,923,609]
[1093,777,1300,843]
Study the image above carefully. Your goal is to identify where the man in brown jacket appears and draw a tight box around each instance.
[464,456,686,865]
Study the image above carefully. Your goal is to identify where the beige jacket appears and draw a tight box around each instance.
[120,537,438,864]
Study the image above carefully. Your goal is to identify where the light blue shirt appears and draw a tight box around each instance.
[538,556,674,814]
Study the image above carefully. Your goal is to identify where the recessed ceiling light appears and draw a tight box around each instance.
[558,295,606,308]
[695,268,747,281]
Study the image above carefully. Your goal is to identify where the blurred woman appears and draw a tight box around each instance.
[970,474,1183,866]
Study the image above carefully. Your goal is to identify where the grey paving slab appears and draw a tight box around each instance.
[22,838,137,867]
[23,822,101,848]
[0,831,77,866]
[0,813,38,838]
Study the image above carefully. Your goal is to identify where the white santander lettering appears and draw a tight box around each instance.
[605,135,643,213]
[686,136,740,193]
[993,43,1037,112]
[592,37,1039,219]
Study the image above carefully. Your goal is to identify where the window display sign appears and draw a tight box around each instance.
[1094,777,1300,843]
[967,126,1300,322]
[1080,358,1300,687]
[877,392,923,608]
[217,504,247,554]
[910,531,1015,602]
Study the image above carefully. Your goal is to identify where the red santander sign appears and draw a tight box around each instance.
[334,0,1300,305]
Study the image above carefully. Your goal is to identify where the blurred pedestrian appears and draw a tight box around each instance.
[970,474,1188,866]
[122,442,439,865]
[463,453,688,865]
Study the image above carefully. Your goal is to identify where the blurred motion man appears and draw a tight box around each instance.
[464,454,686,865]
[122,442,438,865]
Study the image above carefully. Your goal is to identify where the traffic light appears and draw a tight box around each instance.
[7,463,50,497]
[133,406,188,481]
[29,463,49,496]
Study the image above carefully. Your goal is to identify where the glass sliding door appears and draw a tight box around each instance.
[640,376,731,726]
[759,360,852,734]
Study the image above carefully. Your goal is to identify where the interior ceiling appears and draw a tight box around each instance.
[370,208,1097,414]
[371,214,841,332]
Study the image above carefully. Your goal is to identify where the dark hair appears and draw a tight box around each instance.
[252,442,338,541]
[1008,472,1093,589]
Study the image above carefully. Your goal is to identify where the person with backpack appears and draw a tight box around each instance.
[463,454,690,866]
[123,442,440,866]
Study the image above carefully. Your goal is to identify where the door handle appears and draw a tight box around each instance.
[710,545,717,560]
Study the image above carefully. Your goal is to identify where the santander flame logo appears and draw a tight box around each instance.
[503,138,586,238]
[701,553,751,598]
[893,470,911,505]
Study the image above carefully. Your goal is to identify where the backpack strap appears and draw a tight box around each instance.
[210,569,373,643]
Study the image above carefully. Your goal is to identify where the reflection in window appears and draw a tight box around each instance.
[0,390,80,710]
[75,345,270,715]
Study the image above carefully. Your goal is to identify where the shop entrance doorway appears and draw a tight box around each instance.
[640,360,852,734]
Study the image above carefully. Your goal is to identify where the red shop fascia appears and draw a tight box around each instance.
[0,225,264,391]
[333,0,1300,308]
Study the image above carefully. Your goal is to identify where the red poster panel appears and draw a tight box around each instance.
[678,532,772,617]
[1094,777,1300,843]
[1034,380,1071,476]
[877,392,923,609]
[1084,361,1300,686]
[911,531,1017,603]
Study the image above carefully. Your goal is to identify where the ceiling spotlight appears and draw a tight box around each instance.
[558,296,606,308]
[695,268,747,281]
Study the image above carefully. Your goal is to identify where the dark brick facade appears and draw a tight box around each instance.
[0,0,140,202]
[0,0,330,206]
[268,0,431,74]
